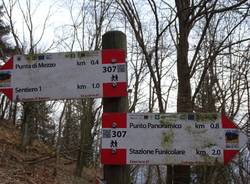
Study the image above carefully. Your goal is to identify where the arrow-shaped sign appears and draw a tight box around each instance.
[0,49,127,102]
[101,113,248,165]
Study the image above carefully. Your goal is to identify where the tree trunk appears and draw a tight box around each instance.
[75,99,94,176]
[21,102,35,148]
[171,0,192,183]
[55,100,67,175]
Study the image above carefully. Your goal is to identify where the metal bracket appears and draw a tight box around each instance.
[112,82,117,88]
[111,59,117,64]
[112,122,117,128]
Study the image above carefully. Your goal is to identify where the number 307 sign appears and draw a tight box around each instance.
[101,113,248,165]
[0,49,127,101]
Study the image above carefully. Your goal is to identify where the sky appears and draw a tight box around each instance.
[3,0,72,52]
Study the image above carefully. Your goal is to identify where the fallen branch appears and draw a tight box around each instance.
[24,148,80,165]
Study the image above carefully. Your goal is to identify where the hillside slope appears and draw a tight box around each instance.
[0,120,96,184]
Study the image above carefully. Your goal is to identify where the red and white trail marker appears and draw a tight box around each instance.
[101,113,248,165]
[0,49,127,102]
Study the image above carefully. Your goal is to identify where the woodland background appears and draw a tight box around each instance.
[0,0,250,183]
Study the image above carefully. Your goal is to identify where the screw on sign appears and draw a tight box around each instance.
[96,177,106,184]
[101,112,248,165]
[0,49,127,102]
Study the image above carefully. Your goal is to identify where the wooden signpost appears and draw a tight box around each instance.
[102,31,130,184]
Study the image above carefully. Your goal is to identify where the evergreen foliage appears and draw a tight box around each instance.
[0,5,13,59]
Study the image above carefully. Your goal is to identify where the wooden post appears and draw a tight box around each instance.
[102,31,130,184]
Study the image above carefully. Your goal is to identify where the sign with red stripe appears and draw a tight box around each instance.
[0,49,127,101]
[101,113,248,165]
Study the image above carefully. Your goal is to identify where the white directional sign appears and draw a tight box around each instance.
[0,49,127,101]
[101,113,248,165]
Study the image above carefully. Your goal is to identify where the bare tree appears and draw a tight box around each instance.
[2,0,57,149]
[54,0,116,176]
[116,0,176,113]
[172,0,250,183]
[115,0,250,183]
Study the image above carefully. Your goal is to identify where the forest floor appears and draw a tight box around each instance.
[0,120,98,184]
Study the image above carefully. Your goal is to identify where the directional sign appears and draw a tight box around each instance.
[101,113,248,165]
[0,49,127,101]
